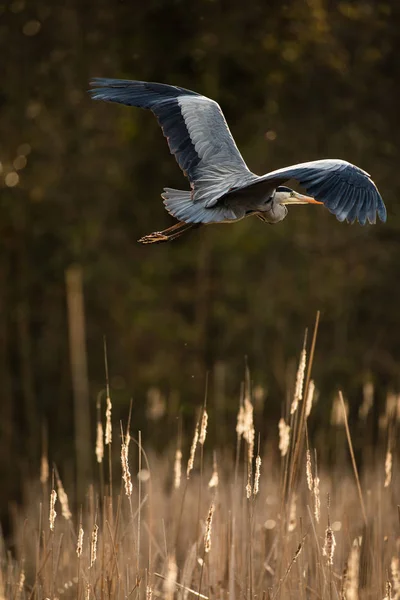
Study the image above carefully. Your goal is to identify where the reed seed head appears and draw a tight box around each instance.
[16,570,25,598]
[105,396,112,445]
[384,450,393,488]
[391,557,400,600]
[243,398,255,462]
[76,525,84,558]
[199,409,208,445]
[236,405,245,438]
[49,489,57,531]
[385,580,393,600]
[306,449,313,491]
[40,454,49,485]
[95,421,104,463]
[253,455,261,496]
[90,523,99,568]
[291,348,307,415]
[278,418,290,457]
[323,525,336,565]
[121,441,133,497]
[187,419,199,479]
[204,502,215,553]
[246,473,252,499]
[305,380,315,418]
[56,474,72,520]
[174,449,182,490]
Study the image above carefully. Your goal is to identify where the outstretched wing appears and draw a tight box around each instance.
[89,78,252,206]
[251,159,386,225]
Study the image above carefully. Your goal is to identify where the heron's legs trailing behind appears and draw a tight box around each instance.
[138,221,200,244]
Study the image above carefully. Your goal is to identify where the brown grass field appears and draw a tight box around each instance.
[1,328,399,600]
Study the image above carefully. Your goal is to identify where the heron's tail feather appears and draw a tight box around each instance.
[162,188,235,223]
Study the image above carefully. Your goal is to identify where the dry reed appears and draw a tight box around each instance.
[174,448,182,490]
[121,438,133,497]
[290,348,306,415]
[187,419,199,478]
[90,523,99,568]
[95,421,104,464]
[278,418,290,457]
[385,449,393,488]
[204,502,215,553]
[49,489,57,531]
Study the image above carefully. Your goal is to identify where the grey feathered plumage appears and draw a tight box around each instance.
[89,78,387,235]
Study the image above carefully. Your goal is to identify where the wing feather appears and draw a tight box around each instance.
[89,78,252,207]
[250,159,386,224]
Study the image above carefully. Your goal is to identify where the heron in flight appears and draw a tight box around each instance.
[90,79,386,244]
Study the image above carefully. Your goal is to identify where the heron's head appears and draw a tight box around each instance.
[259,186,322,224]
[274,186,322,206]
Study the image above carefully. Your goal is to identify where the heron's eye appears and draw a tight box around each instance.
[290,191,295,197]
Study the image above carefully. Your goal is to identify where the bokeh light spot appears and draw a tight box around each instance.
[23,20,41,36]
[5,172,19,187]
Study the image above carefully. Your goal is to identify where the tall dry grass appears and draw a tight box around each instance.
[2,329,400,600]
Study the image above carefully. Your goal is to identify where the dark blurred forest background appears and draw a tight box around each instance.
[1,0,399,508]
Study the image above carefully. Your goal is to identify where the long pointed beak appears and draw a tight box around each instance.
[281,192,323,205]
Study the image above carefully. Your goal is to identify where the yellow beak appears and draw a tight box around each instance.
[281,192,323,205]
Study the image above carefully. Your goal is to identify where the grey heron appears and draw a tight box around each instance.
[89,79,386,244]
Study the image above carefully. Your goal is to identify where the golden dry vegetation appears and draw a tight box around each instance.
[2,323,399,600]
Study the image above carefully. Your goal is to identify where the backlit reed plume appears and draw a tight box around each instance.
[90,523,99,568]
[385,580,393,600]
[121,438,133,497]
[40,453,49,485]
[246,474,252,500]
[56,473,72,520]
[391,557,400,600]
[16,569,25,599]
[278,418,290,457]
[305,380,315,418]
[208,452,219,489]
[291,348,306,415]
[49,489,57,531]
[243,397,255,462]
[204,502,215,553]
[306,449,313,491]
[199,409,208,445]
[345,537,361,600]
[236,404,245,437]
[384,449,393,488]
[323,525,336,565]
[85,583,90,600]
[146,586,153,600]
[313,475,321,523]
[105,395,112,445]
[187,419,199,478]
[76,524,84,558]
[164,555,177,600]
[95,421,104,463]
[253,454,261,496]
[174,448,182,490]
[359,381,374,420]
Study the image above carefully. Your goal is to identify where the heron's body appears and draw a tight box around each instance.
[89,78,386,243]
